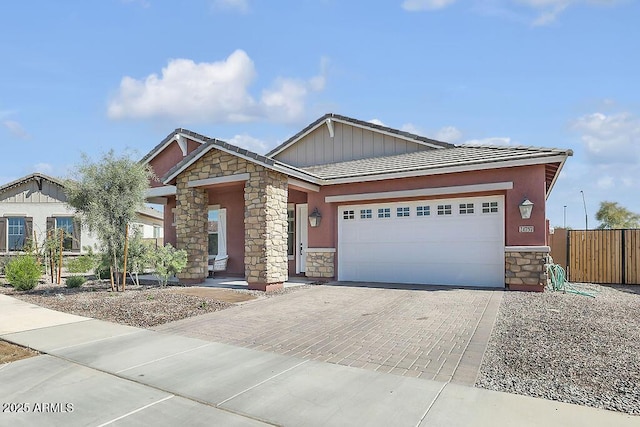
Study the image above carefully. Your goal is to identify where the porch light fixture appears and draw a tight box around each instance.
[519,198,534,220]
[308,208,322,228]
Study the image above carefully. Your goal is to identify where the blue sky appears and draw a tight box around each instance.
[1,0,638,229]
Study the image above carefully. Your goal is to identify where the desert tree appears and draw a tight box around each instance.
[595,201,640,229]
[65,150,154,291]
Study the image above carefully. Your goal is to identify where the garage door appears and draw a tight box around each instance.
[337,196,505,287]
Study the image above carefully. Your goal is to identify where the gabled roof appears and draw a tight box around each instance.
[300,144,573,194]
[161,130,321,185]
[140,128,204,164]
[0,173,65,194]
[266,113,454,158]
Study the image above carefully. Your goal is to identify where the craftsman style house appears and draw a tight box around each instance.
[143,114,571,291]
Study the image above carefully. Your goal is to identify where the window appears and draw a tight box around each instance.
[287,207,295,256]
[396,207,410,217]
[343,210,355,220]
[459,203,474,214]
[437,204,452,216]
[208,209,219,256]
[153,226,162,239]
[7,218,25,251]
[55,217,74,251]
[360,209,372,219]
[482,202,499,213]
[378,208,391,218]
[416,206,430,216]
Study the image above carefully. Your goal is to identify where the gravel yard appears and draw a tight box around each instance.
[476,284,640,415]
[0,280,245,328]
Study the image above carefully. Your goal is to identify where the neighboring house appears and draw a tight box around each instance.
[134,206,164,246]
[0,173,163,256]
[143,113,572,292]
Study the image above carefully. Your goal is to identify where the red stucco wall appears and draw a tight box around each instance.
[147,138,201,187]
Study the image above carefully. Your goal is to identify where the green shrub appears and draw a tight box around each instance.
[65,276,87,288]
[6,255,42,291]
[66,254,96,274]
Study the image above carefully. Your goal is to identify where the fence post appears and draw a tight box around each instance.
[621,229,626,285]
[565,229,571,281]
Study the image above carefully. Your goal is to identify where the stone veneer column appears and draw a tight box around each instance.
[244,169,288,291]
[305,249,336,279]
[505,246,550,292]
[175,176,208,284]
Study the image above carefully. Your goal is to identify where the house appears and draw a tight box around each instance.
[143,113,572,292]
[0,173,163,256]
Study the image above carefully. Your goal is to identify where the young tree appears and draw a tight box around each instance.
[65,151,153,291]
[595,201,640,229]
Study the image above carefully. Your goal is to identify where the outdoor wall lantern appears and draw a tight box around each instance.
[308,208,322,228]
[519,198,534,220]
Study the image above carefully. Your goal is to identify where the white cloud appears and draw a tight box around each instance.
[402,0,457,11]
[433,126,463,143]
[2,120,30,139]
[369,119,386,127]
[572,111,640,164]
[515,0,622,26]
[401,123,422,134]
[108,50,326,124]
[212,0,249,13]
[596,175,614,189]
[227,134,269,154]
[463,137,512,146]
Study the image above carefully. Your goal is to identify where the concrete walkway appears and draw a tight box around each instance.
[0,294,637,427]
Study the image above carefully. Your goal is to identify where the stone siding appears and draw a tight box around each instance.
[173,147,289,288]
[305,250,335,278]
[175,181,208,282]
[505,250,548,290]
[244,169,289,286]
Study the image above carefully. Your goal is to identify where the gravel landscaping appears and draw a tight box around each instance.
[476,283,640,415]
[0,279,311,329]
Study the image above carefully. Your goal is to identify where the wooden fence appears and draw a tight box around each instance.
[550,229,640,285]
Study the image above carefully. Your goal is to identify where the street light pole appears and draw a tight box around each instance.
[563,205,567,228]
[580,190,588,230]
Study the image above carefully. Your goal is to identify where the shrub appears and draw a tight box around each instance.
[65,276,87,288]
[66,255,96,274]
[147,244,188,287]
[5,255,42,291]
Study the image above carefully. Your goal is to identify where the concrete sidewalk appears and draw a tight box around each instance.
[0,294,636,427]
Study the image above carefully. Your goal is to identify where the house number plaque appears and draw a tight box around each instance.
[519,225,534,233]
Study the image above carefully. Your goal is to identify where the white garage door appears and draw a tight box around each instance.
[337,196,505,287]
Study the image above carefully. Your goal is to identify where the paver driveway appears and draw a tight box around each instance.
[155,283,503,385]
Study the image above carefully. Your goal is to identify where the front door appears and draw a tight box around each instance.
[296,204,308,274]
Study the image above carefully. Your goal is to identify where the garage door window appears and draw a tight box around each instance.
[482,202,499,213]
[437,204,452,215]
[378,208,391,218]
[416,206,430,216]
[343,210,355,220]
[459,203,474,214]
[360,209,372,219]
[396,207,410,217]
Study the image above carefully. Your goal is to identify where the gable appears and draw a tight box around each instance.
[0,179,67,203]
[147,137,202,187]
[272,119,437,168]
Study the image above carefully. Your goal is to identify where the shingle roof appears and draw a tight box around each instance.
[300,145,573,180]
[266,113,454,157]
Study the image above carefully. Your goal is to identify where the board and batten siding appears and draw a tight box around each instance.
[0,180,99,253]
[0,180,67,203]
[274,121,432,167]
